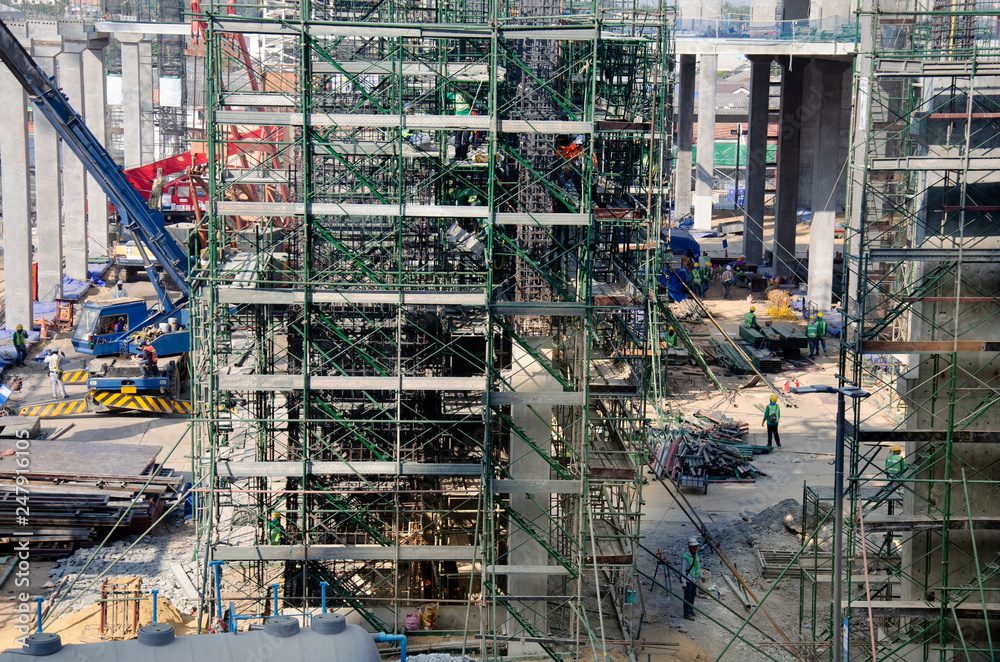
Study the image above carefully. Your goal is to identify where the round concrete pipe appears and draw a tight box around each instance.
[0,615,380,662]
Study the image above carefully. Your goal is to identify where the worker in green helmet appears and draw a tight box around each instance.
[761,394,781,448]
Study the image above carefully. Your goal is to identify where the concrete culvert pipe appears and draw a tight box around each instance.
[0,615,382,662]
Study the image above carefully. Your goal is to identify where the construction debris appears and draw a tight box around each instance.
[0,441,184,557]
[650,410,770,491]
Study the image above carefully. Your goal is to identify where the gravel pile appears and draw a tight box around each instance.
[45,520,199,614]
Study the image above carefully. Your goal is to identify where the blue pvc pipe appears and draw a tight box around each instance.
[319,581,328,614]
[151,590,159,624]
[35,597,43,633]
[272,584,279,615]
[373,632,407,662]
[228,601,236,633]
[209,560,225,620]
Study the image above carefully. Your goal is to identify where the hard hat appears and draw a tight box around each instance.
[891,445,902,453]
[750,306,756,312]
[810,315,816,320]
[687,537,698,547]
[271,512,280,519]
[15,324,22,331]
[668,326,674,331]
[403,102,415,112]
[117,280,123,285]
[770,394,778,402]
[817,312,823,318]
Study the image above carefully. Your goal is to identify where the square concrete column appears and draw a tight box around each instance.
[31,44,64,301]
[674,54,695,221]
[807,60,851,311]
[119,34,155,168]
[505,339,556,657]
[0,68,34,328]
[772,57,805,280]
[83,44,110,258]
[59,44,89,282]
[743,55,772,264]
[693,54,717,232]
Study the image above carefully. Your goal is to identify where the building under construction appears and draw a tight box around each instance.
[188,0,673,659]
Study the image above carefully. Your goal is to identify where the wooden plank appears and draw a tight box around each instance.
[901,297,998,302]
[845,600,1000,618]
[170,562,200,601]
[861,340,1000,353]
[847,425,1000,444]
[0,441,162,478]
[862,514,1000,532]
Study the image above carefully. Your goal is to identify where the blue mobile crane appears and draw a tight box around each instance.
[0,18,193,408]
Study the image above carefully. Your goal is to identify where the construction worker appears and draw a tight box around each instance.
[762,394,781,448]
[806,315,819,358]
[681,537,703,621]
[113,317,126,333]
[700,262,712,297]
[666,326,678,348]
[44,350,67,399]
[690,263,703,297]
[816,312,828,355]
[112,280,128,298]
[12,324,27,366]
[139,343,158,378]
[447,88,473,161]
[744,305,760,331]
[885,445,905,477]
[722,265,735,300]
[402,103,431,149]
[267,512,283,544]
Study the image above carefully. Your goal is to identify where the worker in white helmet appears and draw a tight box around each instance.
[681,537,703,621]
[112,280,128,299]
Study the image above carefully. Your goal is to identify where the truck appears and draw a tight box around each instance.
[0,17,193,413]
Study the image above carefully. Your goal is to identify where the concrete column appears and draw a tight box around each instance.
[772,57,805,280]
[807,60,850,312]
[693,54,717,232]
[0,68,34,328]
[674,54,696,221]
[743,55,771,264]
[119,34,154,168]
[59,44,89,282]
[506,339,556,656]
[31,44,64,301]
[83,44,110,258]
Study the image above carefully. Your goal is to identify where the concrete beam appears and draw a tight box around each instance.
[118,35,154,168]
[807,59,850,311]
[693,54,717,231]
[674,54,695,221]
[743,55,771,263]
[83,45,110,258]
[30,43,64,301]
[59,43,89,282]
[0,67,34,329]
[772,57,805,279]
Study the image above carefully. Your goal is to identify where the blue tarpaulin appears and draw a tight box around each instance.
[664,229,701,259]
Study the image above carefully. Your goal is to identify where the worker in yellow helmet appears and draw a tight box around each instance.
[744,305,760,331]
[816,312,828,355]
[885,445,905,476]
[762,394,781,448]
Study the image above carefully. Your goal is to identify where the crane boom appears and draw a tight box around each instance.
[0,18,190,300]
